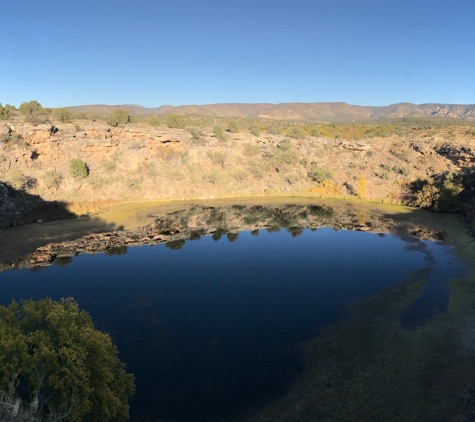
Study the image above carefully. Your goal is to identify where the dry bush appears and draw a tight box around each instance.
[7,170,27,189]
[42,169,62,189]
[242,143,260,156]
[207,151,227,168]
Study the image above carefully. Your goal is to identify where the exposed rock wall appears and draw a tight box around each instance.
[0,121,473,230]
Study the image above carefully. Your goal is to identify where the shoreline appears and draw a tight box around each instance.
[0,195,454,269]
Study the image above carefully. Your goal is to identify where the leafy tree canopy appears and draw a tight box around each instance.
[53,108,73,123]
[106,109,131,127]
[0,103,11,120]
[165,114,186,129]
[18,101,43,116]
[18,101,51,123]
[0,298,134,422]
[69,158,89,179]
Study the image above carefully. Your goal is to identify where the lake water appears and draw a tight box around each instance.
[0,202,469,421]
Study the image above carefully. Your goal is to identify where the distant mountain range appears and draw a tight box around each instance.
[65,102,475,122]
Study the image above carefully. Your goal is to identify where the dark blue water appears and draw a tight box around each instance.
[0,227,462,421]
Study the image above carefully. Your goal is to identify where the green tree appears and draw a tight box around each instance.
[409,179,439,208]
[69,158,89,179]
[147,115,161,127]
[18,100,43,117]
[53,108,73,123]
[0,298,135,422]
[18,101,48,123]
[0,103,11,120]
[165,114,186,129]
[106,109,131,127]
[437,171,464,211]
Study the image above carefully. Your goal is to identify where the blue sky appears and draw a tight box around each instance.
[2,0,474,108]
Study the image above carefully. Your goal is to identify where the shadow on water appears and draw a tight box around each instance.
[0,182,125,263]
[0,199,473,421]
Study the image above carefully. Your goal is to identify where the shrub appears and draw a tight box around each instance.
[42,169,62,189]
[74,123,81,132]
[53,107,72,123]
[278,150,300,165]
[101,160,117,172]
[1,133,25,146]
[147,115,161,126]
[0,103,11,120]
[69,158,89,179]
[267,124,282,135]
[232,171,248,183]
[205,172,221,185]
[88,174,104,189]
[287,126,307,139]
[207,151,226,168]
[18,100,49,123]
[73,111,88,119]
[308,165,334,183]
[396,165,411,177]
[278,139,292,151]
[249,125,260,136]
[166,114,186,129]
[308,126,320,137]
[124,178,141,190]
[379,170,392,180]
[247,161,268,179]
[106,109,131,127]
[7,170,27,190]
[242,143,260,156]
[410,179,440,208]
[189,129,206,145]
[0,298,135,422]
[18,100,43,117]
[213,125,225,141]
[227,120,240,133]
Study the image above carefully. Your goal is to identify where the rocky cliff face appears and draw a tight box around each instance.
[0,120,473,231]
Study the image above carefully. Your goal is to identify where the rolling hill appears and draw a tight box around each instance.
[64,102,475,122]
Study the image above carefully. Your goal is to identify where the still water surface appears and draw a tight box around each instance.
[0,205,467,421]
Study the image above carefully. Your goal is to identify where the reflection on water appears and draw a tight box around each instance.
[0,203,469,421]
